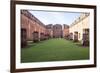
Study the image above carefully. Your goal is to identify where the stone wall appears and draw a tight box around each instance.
[69,13,90,41]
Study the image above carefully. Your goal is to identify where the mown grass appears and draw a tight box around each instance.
[21,38,89,63]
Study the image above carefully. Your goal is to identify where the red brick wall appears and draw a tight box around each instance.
[63,29,69,37]
[21,10,70,41]
[21,11,47,41]
[53,24,62,38]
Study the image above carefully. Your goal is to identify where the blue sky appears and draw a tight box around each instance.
[29,10,81,25]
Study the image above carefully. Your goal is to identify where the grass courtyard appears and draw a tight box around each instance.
[21,38,89,63]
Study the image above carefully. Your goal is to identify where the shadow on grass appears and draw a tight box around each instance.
[74,42,89,48]
[75,43,83,46]
[22,40,48,49]
[22,41,37,49]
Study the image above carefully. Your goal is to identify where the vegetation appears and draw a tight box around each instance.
[21,38,89,63]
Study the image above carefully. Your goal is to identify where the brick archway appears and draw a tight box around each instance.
[33,31,39,42]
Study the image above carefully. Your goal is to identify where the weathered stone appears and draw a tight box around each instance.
[82,33,89,46]
[21,28,27,48]
[74,32,78,42]
[33,32,39,43]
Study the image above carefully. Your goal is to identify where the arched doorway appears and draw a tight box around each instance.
[82,29,89,46]
[33,31,39,42]
[74,31,78,42]
[21,28,27,48]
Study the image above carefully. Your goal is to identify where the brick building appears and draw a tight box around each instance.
[63,24,69,39]
[46,24,53,38]
[21,10,47,47]
[21,10,68,48]
[53,24,63,38]
[21,10,89,47]
[69,13,90,46]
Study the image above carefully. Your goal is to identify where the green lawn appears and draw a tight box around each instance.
[21,38,89,63]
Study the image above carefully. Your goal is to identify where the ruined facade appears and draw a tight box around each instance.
[21,10,90,47]
[63,24,69,39]
[21,10,68,47]
[69,13,90,45]
[21,10,47,41]
[21,10,48,47]
[46,24,53,38]
[53,24,63,38]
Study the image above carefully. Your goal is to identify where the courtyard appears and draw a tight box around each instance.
[21,38,89,63]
